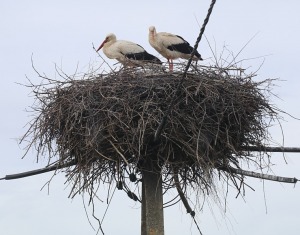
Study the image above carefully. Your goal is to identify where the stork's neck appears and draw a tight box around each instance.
[149,32,156,46]
[149,28,157,39]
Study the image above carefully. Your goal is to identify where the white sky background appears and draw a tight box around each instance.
[1,0,300,234]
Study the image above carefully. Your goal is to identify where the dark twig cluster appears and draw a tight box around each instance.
[21,64,279,200]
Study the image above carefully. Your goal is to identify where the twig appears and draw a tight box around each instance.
[240,146,300,153]
[218,166,298,184]
[108,140,129,165]
[0,160,77,181]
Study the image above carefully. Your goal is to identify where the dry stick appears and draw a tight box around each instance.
[0,160,77,181]
[108,140,129,165]
[240,146,300,153]
[218,166,298,184]
[154,0,217,142]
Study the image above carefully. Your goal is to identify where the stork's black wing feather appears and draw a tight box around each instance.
[167,36,202,59]
[125,52,162,64]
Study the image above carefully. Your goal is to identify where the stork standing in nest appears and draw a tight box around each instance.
[148,26,203,71]
[96,33,162,67]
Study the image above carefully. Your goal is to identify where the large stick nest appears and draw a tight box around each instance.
[23,65,278,197]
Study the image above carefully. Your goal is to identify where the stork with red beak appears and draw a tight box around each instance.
[96,33,161,67]
[148,26,203,71]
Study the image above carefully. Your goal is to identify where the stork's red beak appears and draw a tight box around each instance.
[96,39,107,52]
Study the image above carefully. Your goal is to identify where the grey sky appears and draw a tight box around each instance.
[1,1,300,234]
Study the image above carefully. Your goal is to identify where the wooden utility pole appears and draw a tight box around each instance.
[141,167,164,235]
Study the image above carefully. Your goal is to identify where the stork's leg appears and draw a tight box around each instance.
[169,59,174,72]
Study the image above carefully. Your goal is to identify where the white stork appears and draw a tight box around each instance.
[148,26,203,71]
[96,33,161,67]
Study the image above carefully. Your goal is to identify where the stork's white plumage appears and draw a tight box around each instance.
[96,33,161,66]
[148,26,203,71]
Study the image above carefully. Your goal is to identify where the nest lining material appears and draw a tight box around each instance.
[23,66,278,195]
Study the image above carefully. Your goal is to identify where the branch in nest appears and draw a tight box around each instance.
[218,165,298,184]
[241,146,300,153]
[0,160,77,181]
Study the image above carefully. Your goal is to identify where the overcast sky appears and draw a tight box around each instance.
[1,1,300,235]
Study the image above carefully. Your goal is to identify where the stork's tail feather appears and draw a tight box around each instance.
[126,52,162,64]
[150,55,162,64]
[194,51,203,60]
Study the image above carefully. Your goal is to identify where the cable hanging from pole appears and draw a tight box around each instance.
[154,0,217,142]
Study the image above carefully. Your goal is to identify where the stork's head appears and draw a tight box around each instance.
[148,26,157,35]
[96,33,117,52]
